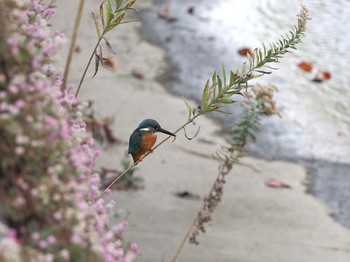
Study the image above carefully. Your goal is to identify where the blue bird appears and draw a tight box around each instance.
[128,119,176,163]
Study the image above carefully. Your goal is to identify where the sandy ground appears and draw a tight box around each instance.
[52,1,350,261]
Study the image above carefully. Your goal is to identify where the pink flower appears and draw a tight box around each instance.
[130,243,140,255]
[47,235,57,245]
[44,8,56,16]
[59,249,70,261]
[43,42,55,54]
[9,84,19,94]
[15,100,25,108]
[7,228,17,239]
[7,37,19,55]
[106,200,116,209]
[15,146,25,156]
[31,232,41,241]
[38,240,48,249]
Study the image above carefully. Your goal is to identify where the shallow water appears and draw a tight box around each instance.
[141,0,350,227]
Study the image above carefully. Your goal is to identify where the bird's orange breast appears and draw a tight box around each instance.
[131,132,157,162]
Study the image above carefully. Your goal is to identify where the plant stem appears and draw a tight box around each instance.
[172,216,198,262]
[172,154,235,262]
[62,0,86,92]
[75,32,105,98]
[96,114,202,201]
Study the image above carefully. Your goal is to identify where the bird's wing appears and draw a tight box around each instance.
[128,130,143,154]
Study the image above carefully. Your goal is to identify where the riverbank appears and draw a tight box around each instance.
[51,1,350,261]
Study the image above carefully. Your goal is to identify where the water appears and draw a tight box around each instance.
[141,0,350,226]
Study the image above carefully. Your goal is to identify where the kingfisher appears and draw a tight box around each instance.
[128,119,176,163]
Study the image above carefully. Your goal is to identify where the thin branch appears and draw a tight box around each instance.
[96,114,202,201]
[172,216,198,262]
[96,162,137,201]
[183,125,200,140]
[75,33,104,97]
[62,0,86,91]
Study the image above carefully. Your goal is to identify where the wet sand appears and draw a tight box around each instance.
[52,1,350,261]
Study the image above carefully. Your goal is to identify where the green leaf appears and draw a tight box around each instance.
[225,90,243,97]
[201,79,210,110]
[229,71,235,86]
[115,0,122,9]
[105,13,125,32]
[106,0,114,24]
[118,19,138,25]
[92,12,101,38]
[212,71,217,85]
[219,98,234,104]
[217,75,222,94]
[181,96,192,120]
[222,64,227,87]
[241,62,247,75]
[254,70,272,74]
[215,109,232,114]
[100,2,106,29]
[125,0,136,9]
[247,53,253,70]
[124,7,140,13]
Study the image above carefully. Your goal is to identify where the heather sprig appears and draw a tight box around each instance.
[0,1,137,261]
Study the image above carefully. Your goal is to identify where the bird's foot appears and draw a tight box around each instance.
[149,148,154,153]
[135,157,143,164]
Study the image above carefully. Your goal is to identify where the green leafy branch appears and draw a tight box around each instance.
[75,0,138,97]
[188,23,306,117]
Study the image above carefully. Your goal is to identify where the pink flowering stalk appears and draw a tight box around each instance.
[0,0,137,261]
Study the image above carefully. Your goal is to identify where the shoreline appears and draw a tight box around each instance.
[51,1,350,261]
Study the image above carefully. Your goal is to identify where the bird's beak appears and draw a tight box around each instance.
[157,127,176,137]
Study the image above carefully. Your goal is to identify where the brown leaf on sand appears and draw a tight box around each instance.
[238,47,253,56]
[84,116,120,144]
[265,178,291,189]
[298,61,313,72]
[158,6,177,22]
[132,69,144,79]
[175,190,201,200]
[158,6,170,19]
[101,166,119,175]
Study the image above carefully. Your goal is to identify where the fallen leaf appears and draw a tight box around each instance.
[158,7,169,19]
[101,166,119,175]
[322,71,331,79]
[187,6,194,14]
[265,178,291,189]
[158,6,177,22]
[175,190,201,200]
[298,61,313,72]
[312,71,331,82]
[238,47,253,56]
[132,70,144,79]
